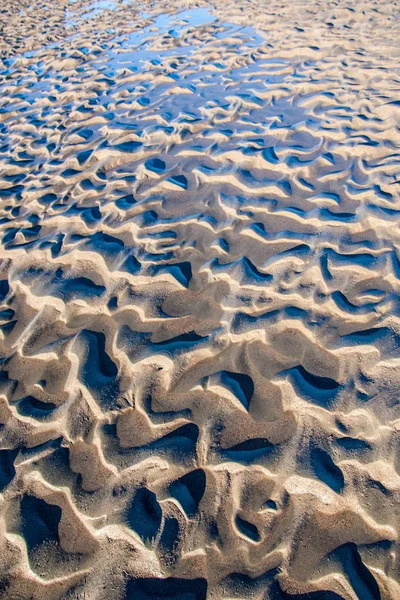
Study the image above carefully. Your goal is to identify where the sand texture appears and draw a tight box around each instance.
[0,0,400,598]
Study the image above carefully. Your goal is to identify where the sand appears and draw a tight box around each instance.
[0,0,400,598]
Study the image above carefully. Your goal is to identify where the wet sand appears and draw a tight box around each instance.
[0,0,400,598]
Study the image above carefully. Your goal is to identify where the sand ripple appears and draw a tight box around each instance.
[1,0,400,598]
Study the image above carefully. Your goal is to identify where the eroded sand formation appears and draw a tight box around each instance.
[0,0,400,598]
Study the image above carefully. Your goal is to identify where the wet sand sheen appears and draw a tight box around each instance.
[0,0,400,598]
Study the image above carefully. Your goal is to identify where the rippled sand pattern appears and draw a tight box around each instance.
[1,0,400,598]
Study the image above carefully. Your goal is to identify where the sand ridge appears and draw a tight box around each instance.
[0,0,400,598]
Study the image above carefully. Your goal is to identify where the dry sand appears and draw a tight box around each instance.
[0,0,400,598]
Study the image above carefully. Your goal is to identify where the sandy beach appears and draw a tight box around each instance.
[0,0,400,598]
